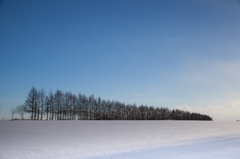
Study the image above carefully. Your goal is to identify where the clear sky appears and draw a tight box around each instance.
[1,0,240,121]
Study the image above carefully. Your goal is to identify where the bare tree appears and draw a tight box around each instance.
[11,107,17,120]
[44,96,50,120]
[39,88,46,120]
[16,105,26,119]
[54,90,63,120]
[49,91,54,120]
[25,86,39,120]
[21,87,213,121]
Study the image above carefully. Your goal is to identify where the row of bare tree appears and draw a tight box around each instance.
[14,87,212,120]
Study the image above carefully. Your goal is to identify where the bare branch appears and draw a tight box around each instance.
[11,107,17,120]
[16,105,26,120]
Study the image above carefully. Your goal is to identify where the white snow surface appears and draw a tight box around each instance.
[0,121,240,159]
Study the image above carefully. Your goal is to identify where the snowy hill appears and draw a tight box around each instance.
[0,121,239,159]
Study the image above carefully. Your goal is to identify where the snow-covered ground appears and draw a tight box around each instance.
[0,121,239,159]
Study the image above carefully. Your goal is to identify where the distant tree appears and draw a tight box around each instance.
[48,91,54,120]
[16,105,26,119]
[72,94,77,120]
[95,97,101,120]
[39,88,46,120]
[172,109,175,120]
[54,90,63,120]
[64,92,71,120]
[25,86,39,120]
[101,99,106,120]
[11,107,17,120]
[89,94,95,120]
[77,93,83,120]
[138,105,145,120]
[20,87,213,121]
[44,96,50,120]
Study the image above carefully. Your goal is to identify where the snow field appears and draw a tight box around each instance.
[0,121,239,159]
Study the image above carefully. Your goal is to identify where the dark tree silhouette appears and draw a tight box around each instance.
[25,86,39,120]
[20,87,213,121]
[44,96,50,120]
[39,88,46,120]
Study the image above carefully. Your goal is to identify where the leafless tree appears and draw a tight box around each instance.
[20,87,213,121]
[49,91,54,120]
[16,105,26,119]
[39,88,46,120]
[11,107,17,120]
[25,86,39,120]
[54,90,63,120]
[44,96,50,120]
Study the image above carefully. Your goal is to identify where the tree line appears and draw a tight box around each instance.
[12,87,213,121]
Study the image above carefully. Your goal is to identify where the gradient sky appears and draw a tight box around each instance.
[1,0,240,121]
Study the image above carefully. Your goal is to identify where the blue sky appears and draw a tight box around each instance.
[1,0,240,121]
